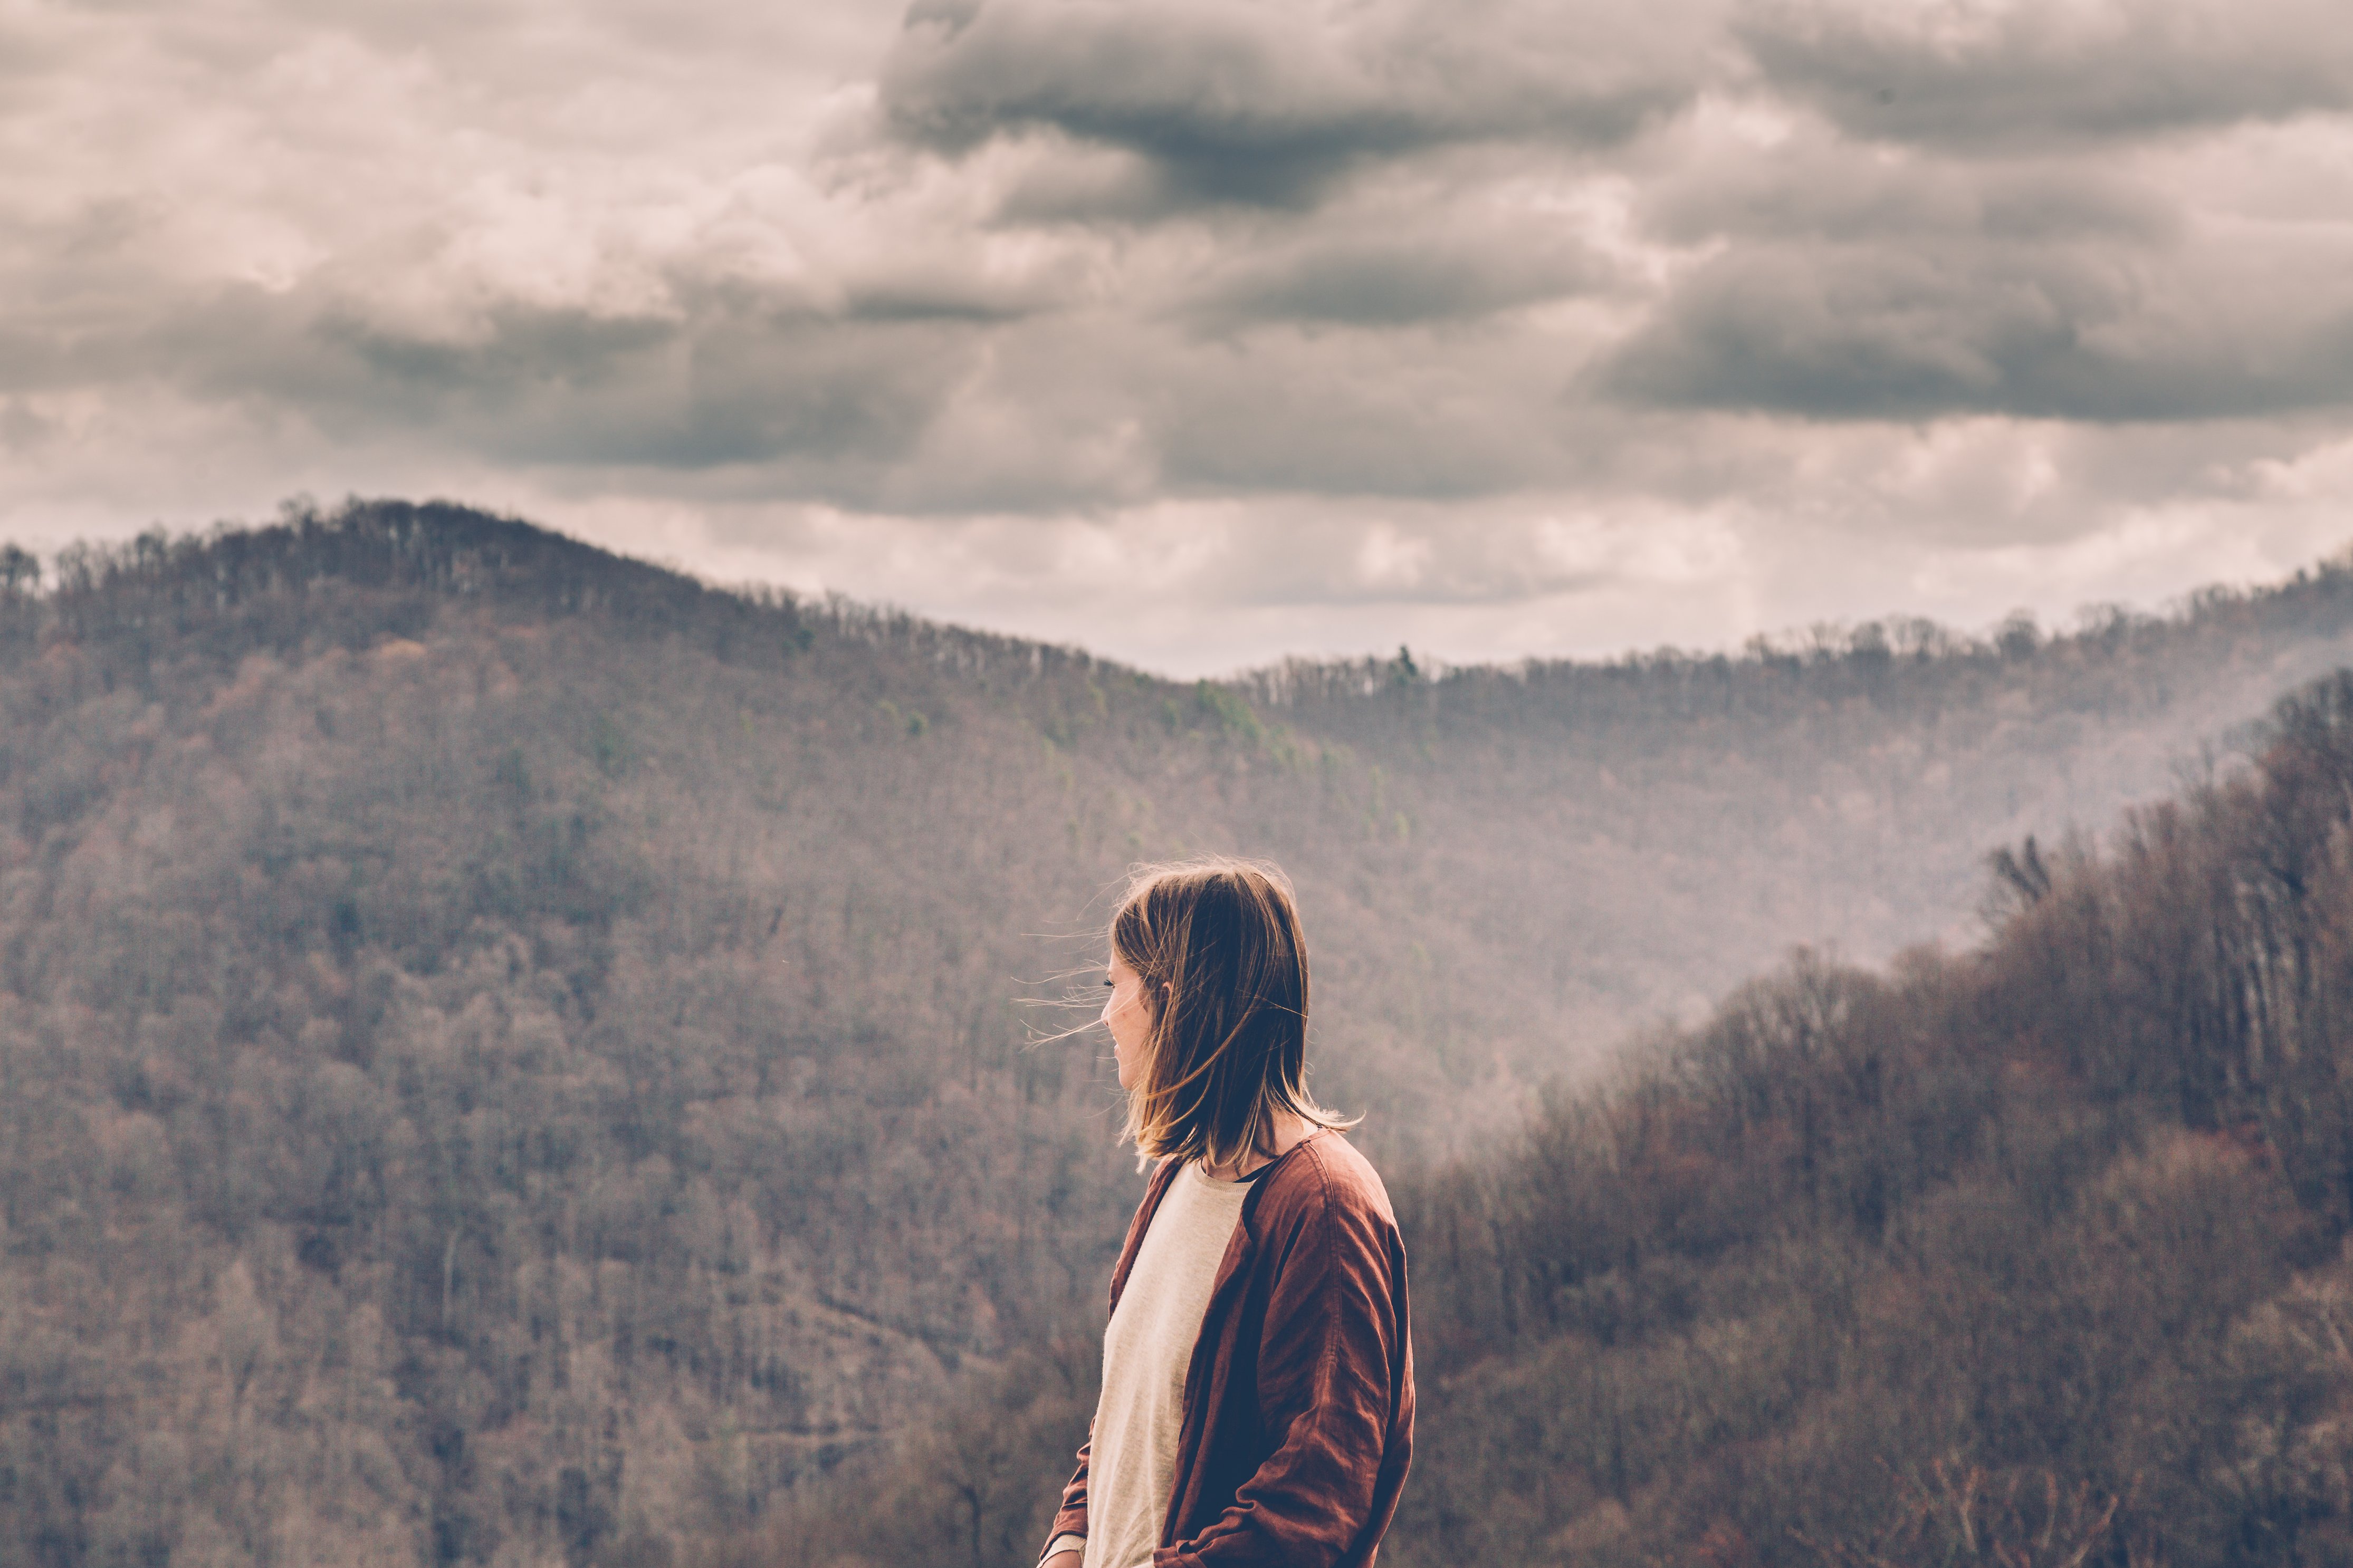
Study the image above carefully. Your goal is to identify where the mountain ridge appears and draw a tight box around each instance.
[6,497,2353,1565]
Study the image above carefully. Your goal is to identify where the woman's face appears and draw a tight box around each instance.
[1102,953,1157,1090]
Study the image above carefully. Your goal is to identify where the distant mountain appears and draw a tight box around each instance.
[3,499,2351,1566]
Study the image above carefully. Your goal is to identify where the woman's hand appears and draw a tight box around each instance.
[1041,1552,1083,1568]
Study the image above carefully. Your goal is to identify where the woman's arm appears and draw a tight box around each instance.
[1156,1182,1411,1568]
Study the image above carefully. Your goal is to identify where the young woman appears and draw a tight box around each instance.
[1037,859,1413,1568]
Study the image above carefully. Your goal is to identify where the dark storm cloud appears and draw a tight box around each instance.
[130,284,982,485]
[881,0,1711,211]
[1738,0,2353,150]
[1608,136,2353,422]
[1190,227,1606,326]
[1607,246,2353,420]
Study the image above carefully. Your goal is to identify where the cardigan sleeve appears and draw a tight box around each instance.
[1154,1163,1410,1568]
[1038,1425,1092,1563]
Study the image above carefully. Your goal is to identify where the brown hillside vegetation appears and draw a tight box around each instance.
[1392,666,2353,1566]
[5,499,2353,1565]
[771,678,2353,1568]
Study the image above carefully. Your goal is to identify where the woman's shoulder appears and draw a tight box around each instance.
[1254,1131,1398,1234]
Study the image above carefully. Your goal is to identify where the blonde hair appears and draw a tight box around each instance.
[1110,857,1358,1168]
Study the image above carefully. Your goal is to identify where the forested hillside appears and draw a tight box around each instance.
[5,499,2353,1566]
[781,666,2353,1568]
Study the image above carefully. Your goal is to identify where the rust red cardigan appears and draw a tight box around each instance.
[1042,1131,1414,1568]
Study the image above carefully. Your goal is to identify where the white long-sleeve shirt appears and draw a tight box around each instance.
[1053,1161,1254,1568]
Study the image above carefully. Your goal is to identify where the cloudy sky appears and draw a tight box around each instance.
[4,0,2351,674]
